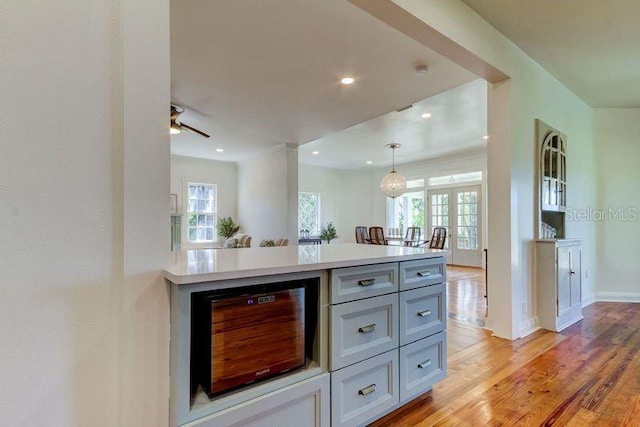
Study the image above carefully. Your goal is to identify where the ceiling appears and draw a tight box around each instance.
[460,0,640,108]
[170,0,480,164]
[299,79,487,169]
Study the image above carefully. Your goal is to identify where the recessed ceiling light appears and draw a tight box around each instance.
[216,148,224,152]
[415,65,429,74]
[340,76,355,85]
[421,113,432,119]
[483,135,489,140]
[366,160,373,165]
[312,151,320,155]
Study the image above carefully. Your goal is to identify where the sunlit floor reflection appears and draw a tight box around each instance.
[446,265,487,327]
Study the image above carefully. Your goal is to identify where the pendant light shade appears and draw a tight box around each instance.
[380,143,406,198]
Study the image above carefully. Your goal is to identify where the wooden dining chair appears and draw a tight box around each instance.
[425,227,447,249]
[404,227,421,247]
[355,226,370,244]
[368,226,388,245]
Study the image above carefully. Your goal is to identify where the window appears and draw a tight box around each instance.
[298,192,321,235]
[187,183,217,243]
[428,171,482,187]
[386,181,425,237]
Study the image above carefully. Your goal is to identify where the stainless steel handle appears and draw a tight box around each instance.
[418,359,432,369]
[358,384,376,396]
[417,309,432,317]
[358,323,376,333]
[417,271,433,277]
[358,278,376,287]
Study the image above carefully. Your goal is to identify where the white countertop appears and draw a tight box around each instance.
[165,243,446,285]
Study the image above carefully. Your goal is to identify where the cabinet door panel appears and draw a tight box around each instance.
[399,332,446,402]
[331,351,399,427]
[399,284,446,346]
[569,248,582,310]
[330,263,398,304]
[557,247,571,316]
[330,294,398,370]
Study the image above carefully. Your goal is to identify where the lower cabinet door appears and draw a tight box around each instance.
[399,331,447,403]
[331,350,399,427]
[399,284,446,346]
[189,374,330,427]
[330,293,398,370]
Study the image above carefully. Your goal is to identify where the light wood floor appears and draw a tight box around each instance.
[371,266,640,426]
[446,266,491,356]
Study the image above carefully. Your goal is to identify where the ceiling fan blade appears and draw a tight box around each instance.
[170,104,184,120]
[180,122,211,138]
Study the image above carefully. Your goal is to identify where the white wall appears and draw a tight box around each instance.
[392,0,598,338]
[0,0,120,423]
[0,0,170,426]
[238,144,299,244]
[594,109,640,302]
[170,155,237,247]
[299,165,378,243]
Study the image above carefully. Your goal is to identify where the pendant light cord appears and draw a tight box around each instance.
[392,145,396,172]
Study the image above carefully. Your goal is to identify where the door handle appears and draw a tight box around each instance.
[358,384,376,396]
[417,271,433,277]
[417,309,432,317]
[358,324,376,333]
[418,359,432,369]
[358,278,376,287]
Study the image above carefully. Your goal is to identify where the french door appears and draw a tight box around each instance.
[427,185,483,267]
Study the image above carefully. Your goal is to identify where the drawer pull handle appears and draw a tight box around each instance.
[358,323,376,333]
[358,278,376,287]
[418,359,432,369]
[358,384,377,396]
[417,309,432,317]
[417,271,434,277]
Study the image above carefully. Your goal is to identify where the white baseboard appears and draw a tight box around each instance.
[582,294,596,308]
[596,291,640,303]
[519,316,540,338]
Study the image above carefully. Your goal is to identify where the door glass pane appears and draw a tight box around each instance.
[430,192,449,249]
[456,191,479,250]
[544,146,551,176]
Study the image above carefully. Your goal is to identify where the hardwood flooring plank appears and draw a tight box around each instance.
[622,395,640,426]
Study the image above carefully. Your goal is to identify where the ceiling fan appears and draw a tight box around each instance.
[170,105,210,138]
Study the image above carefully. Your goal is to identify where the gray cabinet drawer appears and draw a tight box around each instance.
[330,263,398,304]
[399,284,446,346]
[330,294,398,370]
[399,331,446,403]
[331,350,399,427]
[399,258,445,291]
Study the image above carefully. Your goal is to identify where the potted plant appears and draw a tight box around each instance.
[217,217,241,239]
[319,221,339,244]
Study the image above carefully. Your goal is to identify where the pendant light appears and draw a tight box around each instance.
[380,143,406,198]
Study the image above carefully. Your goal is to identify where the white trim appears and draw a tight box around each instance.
[596,292,640,303]
[582,294,596,308]
[519,316,540,338]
